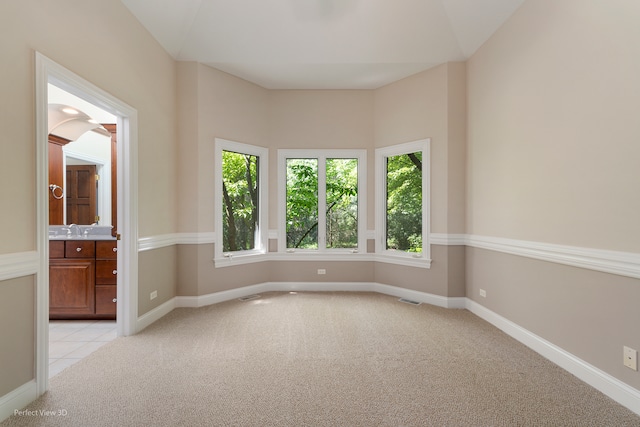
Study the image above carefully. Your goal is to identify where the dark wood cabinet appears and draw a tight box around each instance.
[49,258,95,316]
[48,135,70,226]
[95,240,117,316]
[49,240,117,319]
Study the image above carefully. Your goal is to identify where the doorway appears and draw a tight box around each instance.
[35,53,139,393]
[46,83,119,376]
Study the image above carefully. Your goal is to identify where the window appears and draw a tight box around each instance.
[278,150,366,254]
[375,139,430,267]
[214,139,268,265]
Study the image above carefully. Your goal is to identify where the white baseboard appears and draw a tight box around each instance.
[0,381,38,422]
[466,299,640,417]
[136,298,176,332]
[175,283,273,308]
[372,283,467,308]
[174,282,464,309]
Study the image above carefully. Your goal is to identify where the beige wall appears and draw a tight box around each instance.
[374,63,466,235]
[175,63,465,297]
[138,247,178,316]
[178,244,271,296]
[466,0,640,392]
[0,277,35,396]
[467,0,640,252]
[267,90,375,228]
[374,246,465,297]
[0,0,178,400]
[177,63,269,233]
[467,247,640,390]
[4,1,178,240]
[373,63,467,297]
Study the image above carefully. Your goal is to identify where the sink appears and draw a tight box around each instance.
[49,225,115,240]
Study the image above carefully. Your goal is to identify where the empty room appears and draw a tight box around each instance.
[1,0,639,425]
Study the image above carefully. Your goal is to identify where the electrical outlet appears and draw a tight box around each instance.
[150,290,157,300]
[317,269,326,275]
[479,289,487,298]
[623,346,637,371]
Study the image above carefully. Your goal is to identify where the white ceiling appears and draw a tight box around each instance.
[120,0,525,89]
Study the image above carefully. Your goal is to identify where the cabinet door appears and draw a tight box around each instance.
[49,259,95,317]
[96,285,117,316]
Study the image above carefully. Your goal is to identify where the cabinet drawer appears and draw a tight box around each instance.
[96,240,118,259]
[50,241,65,259]
[65,241,95,258]
[96,285,117,315]
[96,260,117,284]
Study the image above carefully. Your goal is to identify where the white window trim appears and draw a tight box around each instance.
[375,139,431,268]
[214,138,268,267]
[277,149,367,256]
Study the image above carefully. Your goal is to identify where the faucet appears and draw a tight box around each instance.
[67,224,81,237]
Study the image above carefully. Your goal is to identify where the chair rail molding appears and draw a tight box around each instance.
[466,234,640,280]
[0,252,39,282]
[137,232,640,280]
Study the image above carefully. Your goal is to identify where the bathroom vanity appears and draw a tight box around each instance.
[47,108,118,319]
[49,226,117,320]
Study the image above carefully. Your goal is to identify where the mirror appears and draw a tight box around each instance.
[48,84,117,231]
[63,133,112,226]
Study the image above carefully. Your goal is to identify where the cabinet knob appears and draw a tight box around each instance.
[112,247,118,252]
[112,298,117,303]
[76,247,82,252]
[112,270,117,275]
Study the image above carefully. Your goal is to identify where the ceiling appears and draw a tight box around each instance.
[120,0,525,89]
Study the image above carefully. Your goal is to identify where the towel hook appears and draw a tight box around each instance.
[49,184,64,200]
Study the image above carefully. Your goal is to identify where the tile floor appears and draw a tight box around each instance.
[49,320,117,378]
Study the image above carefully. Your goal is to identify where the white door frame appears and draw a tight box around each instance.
[35,52,139,394]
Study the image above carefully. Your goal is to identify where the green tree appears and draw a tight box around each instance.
[326,158,358,248]
[286,159,318,248]
[386,152,422,252]
[222,151,258,252]
[286,158,358,249]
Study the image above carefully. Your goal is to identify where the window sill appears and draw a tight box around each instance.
[213,251,431,268]
[374,253,432,269]
[213,251,268,268]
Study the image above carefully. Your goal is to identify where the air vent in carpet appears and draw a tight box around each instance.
[398,298,421,306]
[239,294,261,301]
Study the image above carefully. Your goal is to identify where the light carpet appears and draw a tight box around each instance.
[3,292,639,426]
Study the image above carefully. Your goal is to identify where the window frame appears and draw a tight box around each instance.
[277,149,367,255]
[214,138,268,266]
[375,139,431,268]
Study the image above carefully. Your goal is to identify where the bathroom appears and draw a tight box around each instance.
[47,84,119,376]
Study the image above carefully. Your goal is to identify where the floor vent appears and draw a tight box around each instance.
[239,294,261,302]
[398,298,422,306]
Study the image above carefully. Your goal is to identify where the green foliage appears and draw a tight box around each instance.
[222,150,422,254]
[326,158,358,249]
[286,159,318,248]
[386,152,422,252]
[286,158,358,249]
[222,150,258,252]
